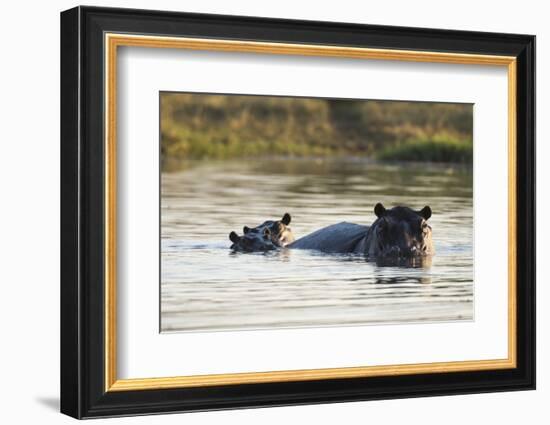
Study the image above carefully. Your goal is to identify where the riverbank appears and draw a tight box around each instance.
[161,93,473,164]
[377,137,473,163]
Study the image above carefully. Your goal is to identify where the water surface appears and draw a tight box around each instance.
[161,158,473,332]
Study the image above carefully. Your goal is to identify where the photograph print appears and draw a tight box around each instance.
[160,92,473,333]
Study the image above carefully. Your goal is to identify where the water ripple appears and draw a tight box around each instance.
[161,159,473,332]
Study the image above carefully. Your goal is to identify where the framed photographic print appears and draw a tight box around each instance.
[60,6,535,419]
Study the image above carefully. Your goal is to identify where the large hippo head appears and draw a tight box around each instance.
[366,203,434,258]
[242,213,295,247]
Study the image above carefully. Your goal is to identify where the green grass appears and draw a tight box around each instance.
[376,137,473,164]
[161,128,339,160]
[160,93,473,163]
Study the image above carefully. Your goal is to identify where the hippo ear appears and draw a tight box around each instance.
[281,213,291,225]
[419,206,432,220]
[229,231,240,243]
[243,226,251,234]
[374,203,386,218]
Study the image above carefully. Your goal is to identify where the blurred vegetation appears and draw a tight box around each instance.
[377,136,473,163]
[161,93,472,164]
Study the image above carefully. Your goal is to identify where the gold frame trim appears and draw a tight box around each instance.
[104,33,518,392]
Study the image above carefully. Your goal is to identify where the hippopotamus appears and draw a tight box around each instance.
[229,204,434,259]
[289,203,434,258]
[229,213,295,252]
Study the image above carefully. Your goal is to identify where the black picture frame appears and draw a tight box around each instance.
[61,5,535,419]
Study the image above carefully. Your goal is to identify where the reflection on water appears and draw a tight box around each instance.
[161,158,473,332]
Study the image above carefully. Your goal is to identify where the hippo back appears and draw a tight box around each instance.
[289,222,369,253]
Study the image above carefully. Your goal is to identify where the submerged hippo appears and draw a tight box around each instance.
[229,227,278,252]
[243,213,295,247]
[289,203,434,258]
[229,213,295,252]
[229,204,434,259]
